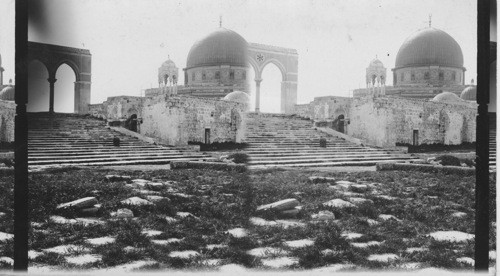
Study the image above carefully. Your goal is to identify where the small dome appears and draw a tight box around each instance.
[0,85,15,101]
[161,59,177,67]
[395,27,464,69]
[368,59,384,68]
[223,91,250,104]
[431,91,462,103]
[186,28,248,69]
[460,86,477,101]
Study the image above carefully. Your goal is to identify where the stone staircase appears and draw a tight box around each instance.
[28,113,214,168]
[242,113,421,167]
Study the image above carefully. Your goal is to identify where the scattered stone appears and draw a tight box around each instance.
[121,197,153,206]
[42,244,89,255]
[145,195,169,203]
[247,247,289,257]
[0,257,13,266]
[366,219,380,226]
[0,212,6,219]
[489,250,496,260]
[256,198,300,212]
[168,250,200,259]
[336,180,356,186]
[428,231,474,243]
[451,212,467,218]
[405,247,428,253]
[56,197,98,211]
[341,233,363,240]
[367,253,399,262]
[135,189,161,195]
[426,196,439,199]
[348,198,373,205]
[0,232,14,241]
[311,264,356,272]
[86,236,116,246]
[65,254,102,265]
[151,238,183,245]
[146,182,165,191]
[105,175,131,182]
[171,193,194,198]
[292,191,304,197]
[311,210,336,221]
[206,244,228,250]
[123,246,140,253]
[280,206,302,217]
[399,262,423,270]
[351,241,382,248]
[108,260,157,271]
[204,259,223,266]
[323,199,355,208]
[49,215,77,225]
[158,215,178,223]
[456,257,475,266]
[227,228,248,238]
[378,214,401,221]
[376,195,397,201]
[28,250,43,260]
[309,176,336,183]
[75,217,105,226]
[176,212,199,219]
[141,230,163,237]
[283,239,314,248]
[276,219,307,229]
[249,217,278,227]
[261,257,299,268]
[350,184,369,193]
[112,208,134,218]
[321,249,338,256]
[79,204,102,216]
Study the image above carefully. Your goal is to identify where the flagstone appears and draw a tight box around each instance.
[405,247,428,253]
[283,239,314,248]
[323,199,355,208]
[227,228,248,238]
[141,229,163,237]
[367,253,399,262]
[121,197,153,206]
[65,254,102,265]
[0,232,14,242]
[56,197,98,210]
[86,236,116,245]
[451,212,467,218]
[275,219,307,228]
[168,250,200,259]
[0,257,13,266]
[351,241,382,248]
[399,262,423,270]
[50,215,78,225]
[247,247,289,257]
[28,250,43,260]
[249,217,278,227]
[428,231,474,243]
[261,257,299,268]
[151,238,183,245]
[341,233,363,240]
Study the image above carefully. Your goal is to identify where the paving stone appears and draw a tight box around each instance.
[451,212,467,218]
[284,239,314,248]
[247,247,289,257]
[261,257,299,268]
[256,198,300,212]
[56,197,98,211]
[43,244,89,255]
[378,214,401,221]
[428,231,474,243]
[141,229,163,237]
[249,217,278,227]
[86,236,116,245]
[367,253,399,262]
[351,241,382,248]
[121,197,153,206]
[0,232,14,241]
[112,208,134,218]
[311,264,356,272]
[311,210,335,221]
[0,257,13,266]
[309,176,336,183]
[341,233,363,240]
[227,228,248,238]
[456,257,474,266]
[151,238,183,245]
[323,199,356,208]
[65,254,102,265]
[405,247,428,253]
[168,250,200,259]
[49,215,78,225]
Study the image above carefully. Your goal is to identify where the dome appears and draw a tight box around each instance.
[369,59,384,68]
[431,91,462,103]
[0,85,14,101]
[223,91,250,104]
[395,27,464,69]
[186,28,248,69]
[161,59,177,67]
[460,86,477,101]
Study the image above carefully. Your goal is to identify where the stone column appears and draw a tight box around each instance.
[255,78,262,112]
[74,81,91,114]
[47,77,57,114]
[0,67,4,86]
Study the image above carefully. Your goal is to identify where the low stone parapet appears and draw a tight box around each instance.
[376,162,476,176]
[170,161,246,173]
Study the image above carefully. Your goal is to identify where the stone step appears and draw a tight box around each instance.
[247,152,409,160]
[30,157,216,168]
[28,152,194,161]
[248,159,415,168]
[29,154,210,165]
[247,155,419,166]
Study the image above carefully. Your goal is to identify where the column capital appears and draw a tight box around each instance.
[47,78,57,84]
[254,78,263,84]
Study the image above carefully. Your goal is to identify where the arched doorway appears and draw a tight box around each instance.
[250,62,283,113]
[335,114,345,133]
[54,63,76,113]
[27,60,50,112]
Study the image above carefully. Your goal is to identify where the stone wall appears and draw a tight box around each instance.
[89,103,105,119]
[0,100,15,143]
[348,96,476,147]
[104,96,144,121]
[293,96,352,121]
[141,95,247,146]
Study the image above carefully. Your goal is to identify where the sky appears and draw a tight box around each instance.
[1,0,477,113]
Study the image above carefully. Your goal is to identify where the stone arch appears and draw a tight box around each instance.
[28,41,92,114]
[27,59,50,112]
[248,43,298,114]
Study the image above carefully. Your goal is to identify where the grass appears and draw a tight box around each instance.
[0,166,495,271]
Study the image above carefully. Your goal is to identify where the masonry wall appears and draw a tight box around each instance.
[0,100,15,143]
[294,96,352,121]
[141,95,247,146]
[105,96,144,120]
[348,97,477,147]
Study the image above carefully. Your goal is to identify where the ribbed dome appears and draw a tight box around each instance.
[0,85,15,101]
[161,59,176,67]
[186,28,248,69]
[460,86,477,101]
[223,91,250,104]
[395,28,464,69]
[431,91,462,103]
[369,59,384,68]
